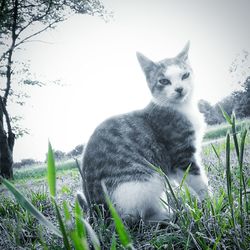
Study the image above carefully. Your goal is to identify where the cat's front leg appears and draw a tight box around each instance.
[173,168,210,201]
[185,171,209,201]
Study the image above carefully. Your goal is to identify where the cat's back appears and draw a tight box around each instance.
[83,109,152,156]
[82,109,160,203]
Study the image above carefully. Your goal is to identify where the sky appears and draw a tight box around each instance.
[7,0,250,161]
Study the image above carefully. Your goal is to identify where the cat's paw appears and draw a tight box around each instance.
[76,191,88,211]
[197,187,211,201]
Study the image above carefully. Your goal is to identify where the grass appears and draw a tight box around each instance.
[203,118,250,141]
[0,115,250,249]
[13,160,77,182]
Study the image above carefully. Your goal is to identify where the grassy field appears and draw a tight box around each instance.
[0,118,250,249]
[203,118,250,141]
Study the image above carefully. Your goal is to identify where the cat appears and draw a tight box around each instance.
[80,42,209,223]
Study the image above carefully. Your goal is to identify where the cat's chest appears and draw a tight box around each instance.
[177,104,204,133]
[150,107,198,144]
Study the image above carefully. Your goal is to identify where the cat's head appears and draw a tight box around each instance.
[137,42,193,106]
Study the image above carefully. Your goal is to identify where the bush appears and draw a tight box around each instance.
[13,158,40,168]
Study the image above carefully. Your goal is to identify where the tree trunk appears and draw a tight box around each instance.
[0,97,14,180]
[0,129,14,180]
[0,0,17,181]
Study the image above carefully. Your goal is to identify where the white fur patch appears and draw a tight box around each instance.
[165,65,182,77]
[170,169,209,201]
[111,174,168,221]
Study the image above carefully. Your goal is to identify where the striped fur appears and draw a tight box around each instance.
[81,42,208,222]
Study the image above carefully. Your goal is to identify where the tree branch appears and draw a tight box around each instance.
[16,0,53,37]
[3,0,18,106]
[0,0,6,14]
[14,17,65,48]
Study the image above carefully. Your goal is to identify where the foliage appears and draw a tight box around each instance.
[0,0,107,179]
[13,158,40,168]
[0,116,250,249]
[199,49,250,125]
[199,76,250,125]
[0,0,107,102]
[203,118,250,141]
[13,160,77,181]
[1,141,132,249]
[67,144,84,158]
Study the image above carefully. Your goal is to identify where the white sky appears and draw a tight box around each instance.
[9,0,250,161]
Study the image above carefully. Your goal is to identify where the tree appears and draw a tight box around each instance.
[0,0,107,179]
[198,99,222,125]
[67,144,84,157]
[235,76,250,118]
[53,150,66,161]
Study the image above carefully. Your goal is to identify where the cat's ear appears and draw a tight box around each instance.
[176,41,190,61]
[136,52,156,74]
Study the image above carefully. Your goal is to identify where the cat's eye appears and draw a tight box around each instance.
[159,78,171,85]
[182,72,190,80]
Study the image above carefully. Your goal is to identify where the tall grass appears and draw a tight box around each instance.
[203,118,250,141]
[0,112,249,249]
[1,142,133,249]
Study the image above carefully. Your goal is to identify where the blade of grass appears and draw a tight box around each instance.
[82,218,101,250]
[180,164,191,189]
[185,223,192,250]
[164,174,180,209]
[239,129,248,225]
[110,233,117,250]
[75,158,84,182]
[63,201,71,221]
[47,141,56,198]
[75,199,86,239]
[219,105,232,125]
[70,230,89,250]
[231,115,243,234]
[76,159,91,210]
[230,116,248,235]
[53,199,71,250]
[101,182,135,250]
[225,132,242,250]
[211,144,221,161]
[225,132,235,228]
[145,159,179,209]
[231,114,240,159]
[0,177,61,237]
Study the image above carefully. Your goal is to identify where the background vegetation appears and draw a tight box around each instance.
[0,116,249,249]
[199,76,250,125]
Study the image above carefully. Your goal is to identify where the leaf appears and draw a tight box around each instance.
[47,141,56,197]
[101,182,134,249]
[163,174,180,209]
[75,159,84,181]
[239,129,248,228]
[219,105,232,125]
[82,218,101,250]
[231,114,240,159]
[54,199,71,249]
[75,199,86,239]
[239,129,247,167]
[145,159,179,209]
[110,233,117,250]
[70,230,89,250]
[225,133,235,228]
[180,164,191,189]
[211,144,220,161]
[63,201,71,221]
[0,177,61,237]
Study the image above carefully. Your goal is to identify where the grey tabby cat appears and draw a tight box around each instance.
[81,42,209,223]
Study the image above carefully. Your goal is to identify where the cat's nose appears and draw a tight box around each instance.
[175,87,183,94]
